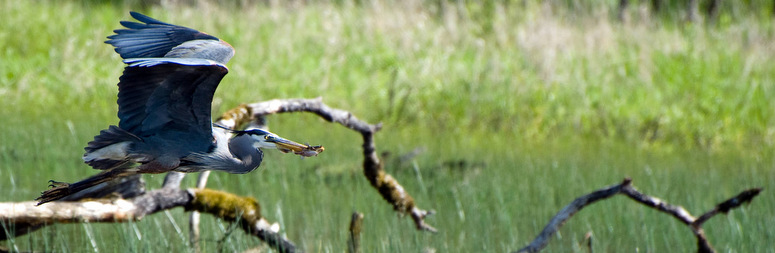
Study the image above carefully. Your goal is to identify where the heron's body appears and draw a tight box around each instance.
[82,57,231,174]
[36,12,311,205]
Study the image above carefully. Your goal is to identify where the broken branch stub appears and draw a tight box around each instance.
[347,212,364,253]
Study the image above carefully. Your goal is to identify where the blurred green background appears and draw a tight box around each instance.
[1,0,773,252]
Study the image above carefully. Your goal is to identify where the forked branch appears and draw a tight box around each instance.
[231,98,436,231]
[515,178,762,253]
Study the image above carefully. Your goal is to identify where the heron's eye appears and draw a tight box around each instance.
[264,135,270,140]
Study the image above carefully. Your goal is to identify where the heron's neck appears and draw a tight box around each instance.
[225,134,264,173]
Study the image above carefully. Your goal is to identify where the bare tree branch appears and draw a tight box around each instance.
[620,186,761,253]
[516,178,762,253]
[620,185,696,224]
[0,189,297,253]
[244,98,435,231]
[516,179,632,253]
[1,187,189,241]
[1,175,146,240]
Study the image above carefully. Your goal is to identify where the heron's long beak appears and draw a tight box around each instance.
[265,135,325,157]
[265,135,309,153]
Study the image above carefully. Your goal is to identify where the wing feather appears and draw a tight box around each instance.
[106,12,219,59]
[116,58,228,146]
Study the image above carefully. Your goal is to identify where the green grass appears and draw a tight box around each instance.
[1,0,774,252]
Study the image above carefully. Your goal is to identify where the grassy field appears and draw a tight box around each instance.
[1,0,774,252]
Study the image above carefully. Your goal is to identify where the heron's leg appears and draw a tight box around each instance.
[162,171,186,189]
[47,180,70,188]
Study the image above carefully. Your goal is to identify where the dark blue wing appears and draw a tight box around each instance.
[106,12,219,59]
[117,58,228,144]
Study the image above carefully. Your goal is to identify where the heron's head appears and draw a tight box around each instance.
[236,129,309,153]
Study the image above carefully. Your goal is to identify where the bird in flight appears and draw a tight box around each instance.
[36,12,321,204]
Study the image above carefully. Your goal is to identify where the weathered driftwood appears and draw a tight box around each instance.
[0,188,297,253]
[0,175,147,240]
[515,178,762,253]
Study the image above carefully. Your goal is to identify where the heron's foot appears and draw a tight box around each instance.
[35,180,73,205]
[48,180,71,188]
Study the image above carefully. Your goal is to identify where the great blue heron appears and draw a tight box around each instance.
[36,12,318,204]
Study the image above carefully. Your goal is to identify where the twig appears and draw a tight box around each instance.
[515,178,762,253]
[692,188,762,227]
[584,231,593,253]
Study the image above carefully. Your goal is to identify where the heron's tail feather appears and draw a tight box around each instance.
[85,126,140,153]
[86,159,132,171]
[35,167,138,205]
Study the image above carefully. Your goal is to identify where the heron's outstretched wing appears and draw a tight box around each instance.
[117,58,228,142]
[106,12,220,59]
